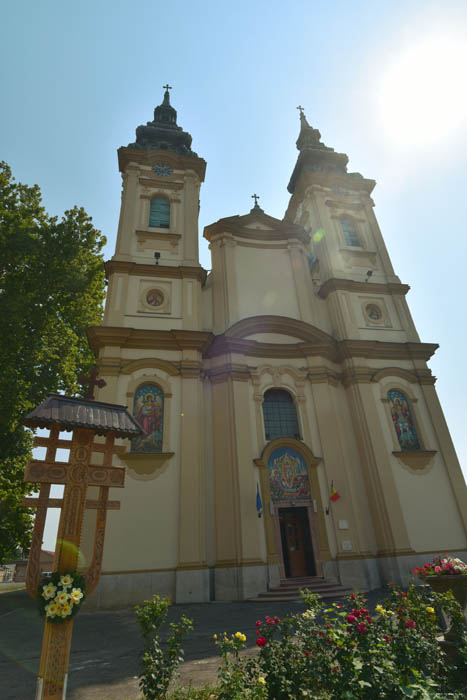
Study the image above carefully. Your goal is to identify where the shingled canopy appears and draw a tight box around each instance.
[23,394,143,438]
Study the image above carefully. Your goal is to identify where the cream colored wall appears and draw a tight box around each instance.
[390,455,466,551]
[235,246,300,320]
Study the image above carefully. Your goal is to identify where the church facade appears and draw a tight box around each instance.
[83,89,467,608]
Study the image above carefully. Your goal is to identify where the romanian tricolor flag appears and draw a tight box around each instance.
[330,483,340,503]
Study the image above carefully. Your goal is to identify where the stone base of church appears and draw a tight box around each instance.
[213,564,270,601]
[325,550,467,592]
[175,568,210,603]
[84,551,467,609]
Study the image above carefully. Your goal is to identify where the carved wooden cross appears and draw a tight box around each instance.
[78,365,107,400]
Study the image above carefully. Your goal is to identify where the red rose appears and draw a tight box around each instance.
[405,619,416,629]
[356,622,367,634]
[346,614,356,624]
[255,620,262,627]
[256,636,268,647]
[305,650,310,656]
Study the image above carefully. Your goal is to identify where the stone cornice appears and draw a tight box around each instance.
[87,326,213,355]
[318,278,410,299]
[138,178,184,190]
[105,260,207,284]
[117,147,206,181]
[204,210,309,245]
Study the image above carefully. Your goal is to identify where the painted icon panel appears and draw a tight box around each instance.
[268,447,310,502]
[387,389,420,450]
[132,384,164,453]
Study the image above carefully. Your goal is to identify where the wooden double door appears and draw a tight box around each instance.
[279,507,316,578]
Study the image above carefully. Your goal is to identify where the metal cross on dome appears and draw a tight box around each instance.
[163,83,172,91]
[297,105,305,116]
[251,193,260,206]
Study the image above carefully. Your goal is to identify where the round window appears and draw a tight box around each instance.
[146,289,164,307]
[366,304,382,321]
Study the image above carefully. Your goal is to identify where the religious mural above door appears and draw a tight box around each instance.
[131,384,164,453]
[268,447,311,502]
[387,389,420,451]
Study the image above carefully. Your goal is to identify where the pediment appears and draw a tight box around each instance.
[225,316,334,346]
[204,210,309,244]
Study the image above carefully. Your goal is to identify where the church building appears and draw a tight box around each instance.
[84,88,467,607]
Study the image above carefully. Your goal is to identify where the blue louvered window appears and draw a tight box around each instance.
[341,217,361,247]
[149,197,170,228]
[263,389,301,441]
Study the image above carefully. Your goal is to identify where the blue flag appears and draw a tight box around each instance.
[256,483,263,518]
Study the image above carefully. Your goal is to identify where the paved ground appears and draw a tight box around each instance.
[0,586,388,700]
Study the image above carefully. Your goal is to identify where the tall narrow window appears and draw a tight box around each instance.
[132,383,164,453]
[262,389,300,441]
[341,217,361,247]
[149,197,170,228]
[387,389,420,451]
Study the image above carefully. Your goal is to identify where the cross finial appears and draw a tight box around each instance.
[251,193,260,207]
[297,105,305,117]
[78,366,107,400]
[163,84,172,92]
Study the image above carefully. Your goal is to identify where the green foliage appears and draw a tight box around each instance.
[135,594,193,699]
[0,161,106,562]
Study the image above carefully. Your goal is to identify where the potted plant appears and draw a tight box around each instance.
[415,554,467,639]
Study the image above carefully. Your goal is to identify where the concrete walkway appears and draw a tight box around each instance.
[0,587,387,700]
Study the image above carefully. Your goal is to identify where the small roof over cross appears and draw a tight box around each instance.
[78,365,107,400]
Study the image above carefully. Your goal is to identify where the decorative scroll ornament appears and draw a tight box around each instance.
[38,571,86,623]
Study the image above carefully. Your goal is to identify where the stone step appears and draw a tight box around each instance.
[249,578,352,603]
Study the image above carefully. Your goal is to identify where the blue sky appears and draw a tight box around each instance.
[2,1,467,549]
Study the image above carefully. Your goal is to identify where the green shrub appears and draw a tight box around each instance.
[136,594,193,700]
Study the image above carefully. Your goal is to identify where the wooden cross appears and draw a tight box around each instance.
[163,83,172,92]
[78,365,106,399]
[251,193,260,207]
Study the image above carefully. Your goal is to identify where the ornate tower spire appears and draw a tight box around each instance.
[287,105,349,193]
[128,85,197,156]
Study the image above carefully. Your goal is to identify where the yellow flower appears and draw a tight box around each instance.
[386,610,395,616]
[70,588,83,603]
[302,609,315,620]
[258,677,266,685]
[426,607,435,615]
[59,603,72,618]
[45,602,59,617]
[234,631,246,642]
[213,633,217,639]
[42,583,57,600]
[55,591,70,605]
[376,605,386,615]
[59,574,73,588]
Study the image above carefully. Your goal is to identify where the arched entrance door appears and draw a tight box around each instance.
[255,438,331,580]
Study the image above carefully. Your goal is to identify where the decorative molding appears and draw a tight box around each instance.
[118,147,206,181]
[139,178,183,190]
[122,452,175,479]
[372,367,418,384]
[224,315,334,344]
[121,358,180,376]
[204,209,309,245]
[105,260,207,284]
[319,278,410,299]
[392,450,437,471]
[135,230,181,248]
[88,326,213,355]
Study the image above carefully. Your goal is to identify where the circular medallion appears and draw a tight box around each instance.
[152,163,173,177]
[146,289,164,307]
[366,304,382,321]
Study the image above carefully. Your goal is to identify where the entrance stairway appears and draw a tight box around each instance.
[250,576,352,603]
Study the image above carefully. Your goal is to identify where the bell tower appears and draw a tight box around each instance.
[103,87,207,331]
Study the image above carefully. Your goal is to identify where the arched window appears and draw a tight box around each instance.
[341,217,361,247]
[262,389,300,441]
[131,383,164,453]
[149,197,170,228]
[387,389,420,451]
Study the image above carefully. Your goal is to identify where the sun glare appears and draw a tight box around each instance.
[378,35,467,150]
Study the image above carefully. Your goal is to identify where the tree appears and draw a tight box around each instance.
[0,162,106,563]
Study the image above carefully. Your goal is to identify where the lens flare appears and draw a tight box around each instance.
[313,229,325,242]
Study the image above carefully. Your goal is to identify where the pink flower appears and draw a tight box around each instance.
[434,566,441,573]
[405,619,416,629]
